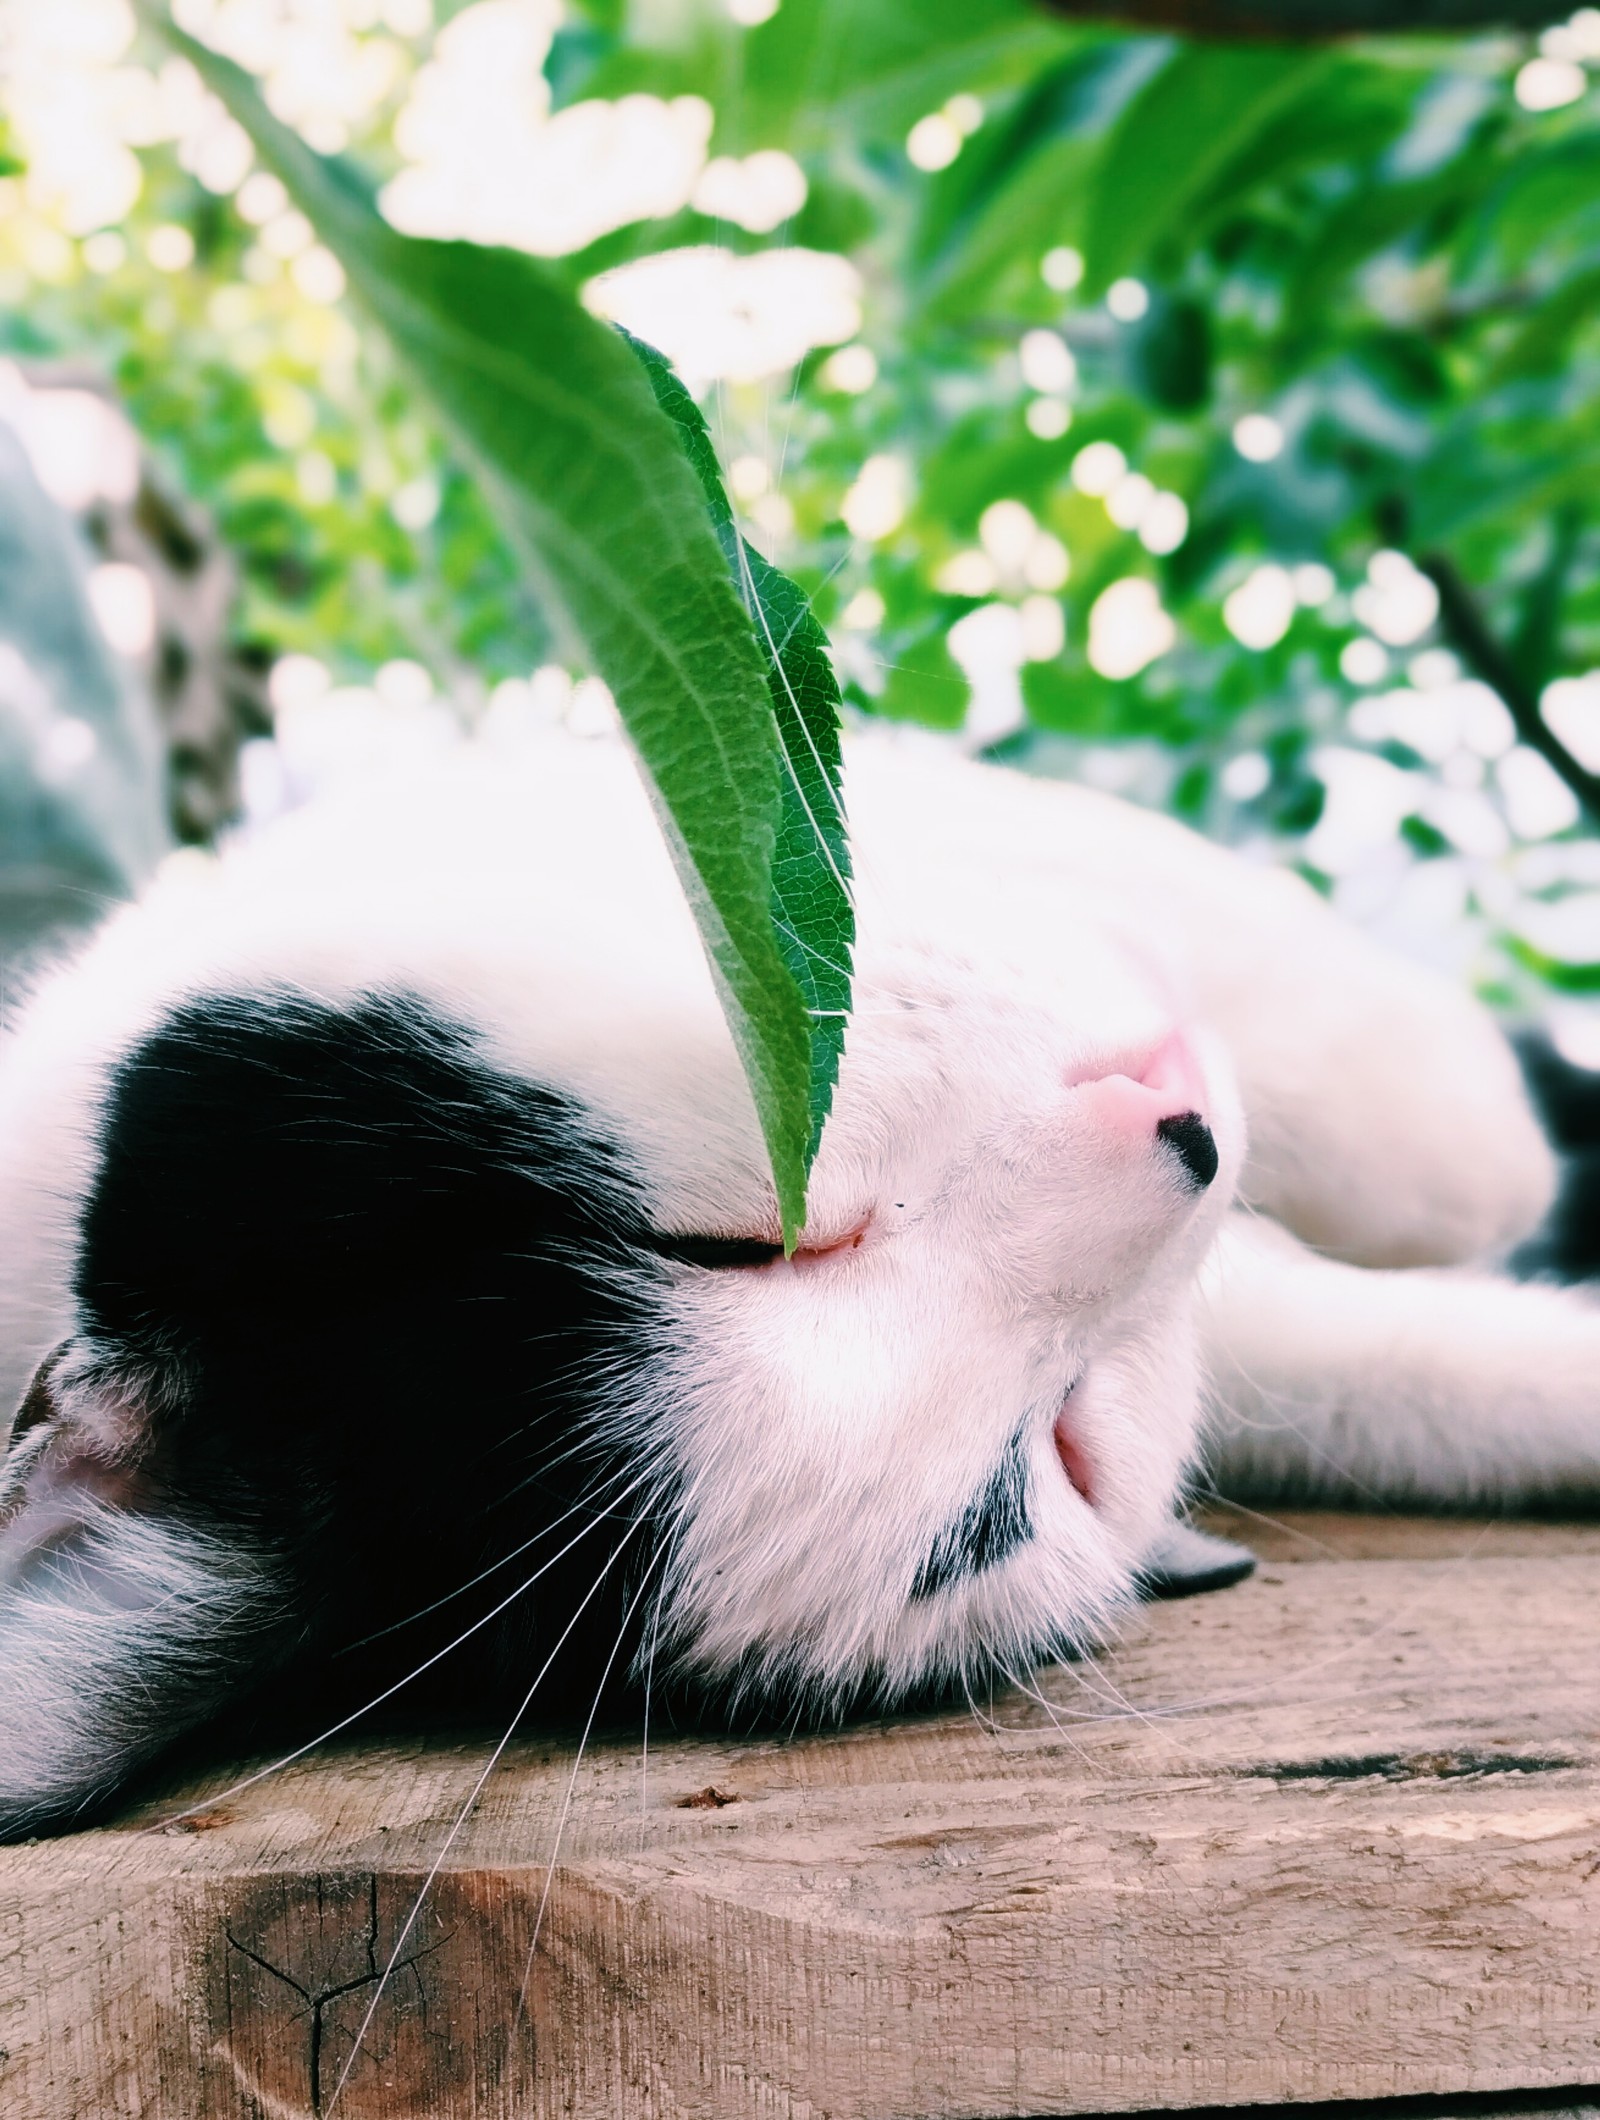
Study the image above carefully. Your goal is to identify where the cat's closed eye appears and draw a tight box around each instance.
[659,1235,785,1269]
[657,1222,875,1270]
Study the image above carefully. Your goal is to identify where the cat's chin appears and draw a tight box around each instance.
[653,1316,1203,1724]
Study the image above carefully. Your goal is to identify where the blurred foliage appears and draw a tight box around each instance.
[7,0,1600,1007]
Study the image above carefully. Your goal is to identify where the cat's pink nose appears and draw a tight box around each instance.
[1072,1033,1218,1189]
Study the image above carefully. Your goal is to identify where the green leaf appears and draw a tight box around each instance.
[575,0,1064,154]
[622,333,854,1162]
[1083,43,1331,294]
[1461,133,1600,277]
[1488,263,1600,384]
[914,41,1165,314]
[732,0,1068,154]
[1181,55,1408,235]
[159,21,842,1245]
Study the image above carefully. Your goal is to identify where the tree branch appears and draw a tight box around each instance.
[1035,0,1562,35]
[1418,550,1600,826]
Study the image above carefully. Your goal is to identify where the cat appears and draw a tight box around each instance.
[0,727,1595,1840]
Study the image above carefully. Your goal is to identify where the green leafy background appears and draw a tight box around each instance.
[7,0,1600,1067]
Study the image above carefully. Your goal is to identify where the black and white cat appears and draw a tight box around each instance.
[0,728,1594,1838]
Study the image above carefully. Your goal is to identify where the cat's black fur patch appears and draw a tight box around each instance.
[910,1422,1032,1600]
[70,989,670,1745]
[1510,1029,1600,1281]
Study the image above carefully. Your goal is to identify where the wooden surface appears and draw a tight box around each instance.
[6,1515,1600,2119]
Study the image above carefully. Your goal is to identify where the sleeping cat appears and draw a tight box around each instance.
[0,728,1594,1839]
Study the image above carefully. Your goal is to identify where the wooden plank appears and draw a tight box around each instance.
[1057,2106,1600,2120]
[5,1529,1600,2118]
[1195,1505,1600,1563]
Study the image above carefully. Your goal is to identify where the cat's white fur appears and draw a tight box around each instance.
[0,729,1595,1817]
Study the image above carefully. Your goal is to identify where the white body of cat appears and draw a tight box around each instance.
[0,731,1594,1832]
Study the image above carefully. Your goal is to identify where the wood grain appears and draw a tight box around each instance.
[6,1528,1600,2118]
[1194,1503,1600,1562]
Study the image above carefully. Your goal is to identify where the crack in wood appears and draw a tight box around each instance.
[1250,1751,1582,1784]
[224,1875,452,2116]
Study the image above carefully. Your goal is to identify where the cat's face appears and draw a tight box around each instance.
[590,919,1244,1711]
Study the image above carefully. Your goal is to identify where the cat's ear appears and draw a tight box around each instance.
[0,1343,292,1838]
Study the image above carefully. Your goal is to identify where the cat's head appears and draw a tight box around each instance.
[619,930,1242,1715]
[0,745,1242,1833]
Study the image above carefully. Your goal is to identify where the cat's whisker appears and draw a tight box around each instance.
[770,334,812,500]
[639,1510,687,1846]
[1033,1645,1163,1736]
[982,1647,1100,1773]
[1002,1651,1220,1918]
[512,1523,681,2032]
[957,1663,1009,1745]
[324,1513,653,2114]
[147,1461,663,1832]
[1012,1649,1216,1824]
[1183,1482,1351,1558]
[341,1455,650,1650]
[1057,1532,1501,1730]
